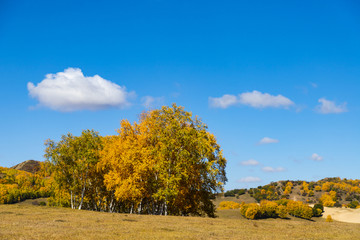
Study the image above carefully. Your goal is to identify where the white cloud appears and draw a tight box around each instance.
[258,137,279,145]
[311,153,323,161]
[262,166,285,172]
[241,159,259,166]
[316,98,347,114]
[209,91,294,109]
[238,176,262,183]
[28,68,133,111]
[239,91,294,108]
[141,96,164,109]
[209,94,238,108]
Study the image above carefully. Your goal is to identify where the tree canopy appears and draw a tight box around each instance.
[46,104,227,217]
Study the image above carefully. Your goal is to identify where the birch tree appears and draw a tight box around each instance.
[45,130,103,210]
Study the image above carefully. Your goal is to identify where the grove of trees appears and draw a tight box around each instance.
[45,104,227,217]
[0,165,52,204]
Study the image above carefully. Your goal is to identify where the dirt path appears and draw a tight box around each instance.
[323,207,360,224]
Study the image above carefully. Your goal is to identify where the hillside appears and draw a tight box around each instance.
[11,160,41,174]
[0,163,52,204]
[223,177,360,208]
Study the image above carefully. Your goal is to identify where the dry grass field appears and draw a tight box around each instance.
[0,201,360,240]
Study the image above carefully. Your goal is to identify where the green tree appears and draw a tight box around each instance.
[45,130,103,210]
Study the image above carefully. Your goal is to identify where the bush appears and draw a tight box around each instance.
[260,200,278,218]
[244,204,260,219]
[240,200,313,220]
[347,200,359,209]
[276,199,289,206]
[326,215,333,222]
[224,189,246,197]
[276,205,288,219]
[312,203,324,217]
[218,201,241,210]
[240,203,259,219]
[287,200,313,220]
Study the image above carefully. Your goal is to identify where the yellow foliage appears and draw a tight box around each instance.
[286,200,313,220]
[326,215,333,222]
[244,204,260,219]
[319,192,336,207]
[218,201,241,210]
[276,205,288,219]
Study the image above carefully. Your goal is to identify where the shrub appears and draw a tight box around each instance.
[240,203,260,219]
[326,215,333,222]
[276,205,288,219]
[347,200,359,209]
[287,200,313,220]
[319,193,336,207]
[260,200,278,218]
[244,204,260,219]
[224,188,247,197]
[312,203,324,217]
[276,199,289,206]
[218,201,241,210]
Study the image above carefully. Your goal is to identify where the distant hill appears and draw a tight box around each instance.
[223,177,360,208]
[11,160,41,174]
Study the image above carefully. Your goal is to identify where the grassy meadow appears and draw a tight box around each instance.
[0,200,359,240]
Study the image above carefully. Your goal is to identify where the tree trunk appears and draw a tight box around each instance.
[70,191,74,209]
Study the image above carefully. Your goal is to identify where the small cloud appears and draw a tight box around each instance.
[258,137,279,145]
[311,153,323,161]
[241,159,259,166]
[316,98,347,114]
[209,91,294,109]
[238,176,262,183]
[141,96,164,109]
[209,94,238,108]
[262,166,285,172]
[310,82,318,88]
[239,91,294,109]
[28,68,133,112]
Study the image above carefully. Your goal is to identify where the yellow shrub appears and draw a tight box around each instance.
[218,201,241,210]
[245,204,260,219]
[326,215,333,222]
[276,205,288,219]
[287,200,313,220]
[319,193,336,207]
[260,200,278,218]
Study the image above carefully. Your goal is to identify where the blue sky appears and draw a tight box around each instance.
[1,0,359,190]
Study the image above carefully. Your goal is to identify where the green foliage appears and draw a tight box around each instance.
[312,203,324,217]
[347,200,359,209]
[45,130,103,210]
[224,189,246,197]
